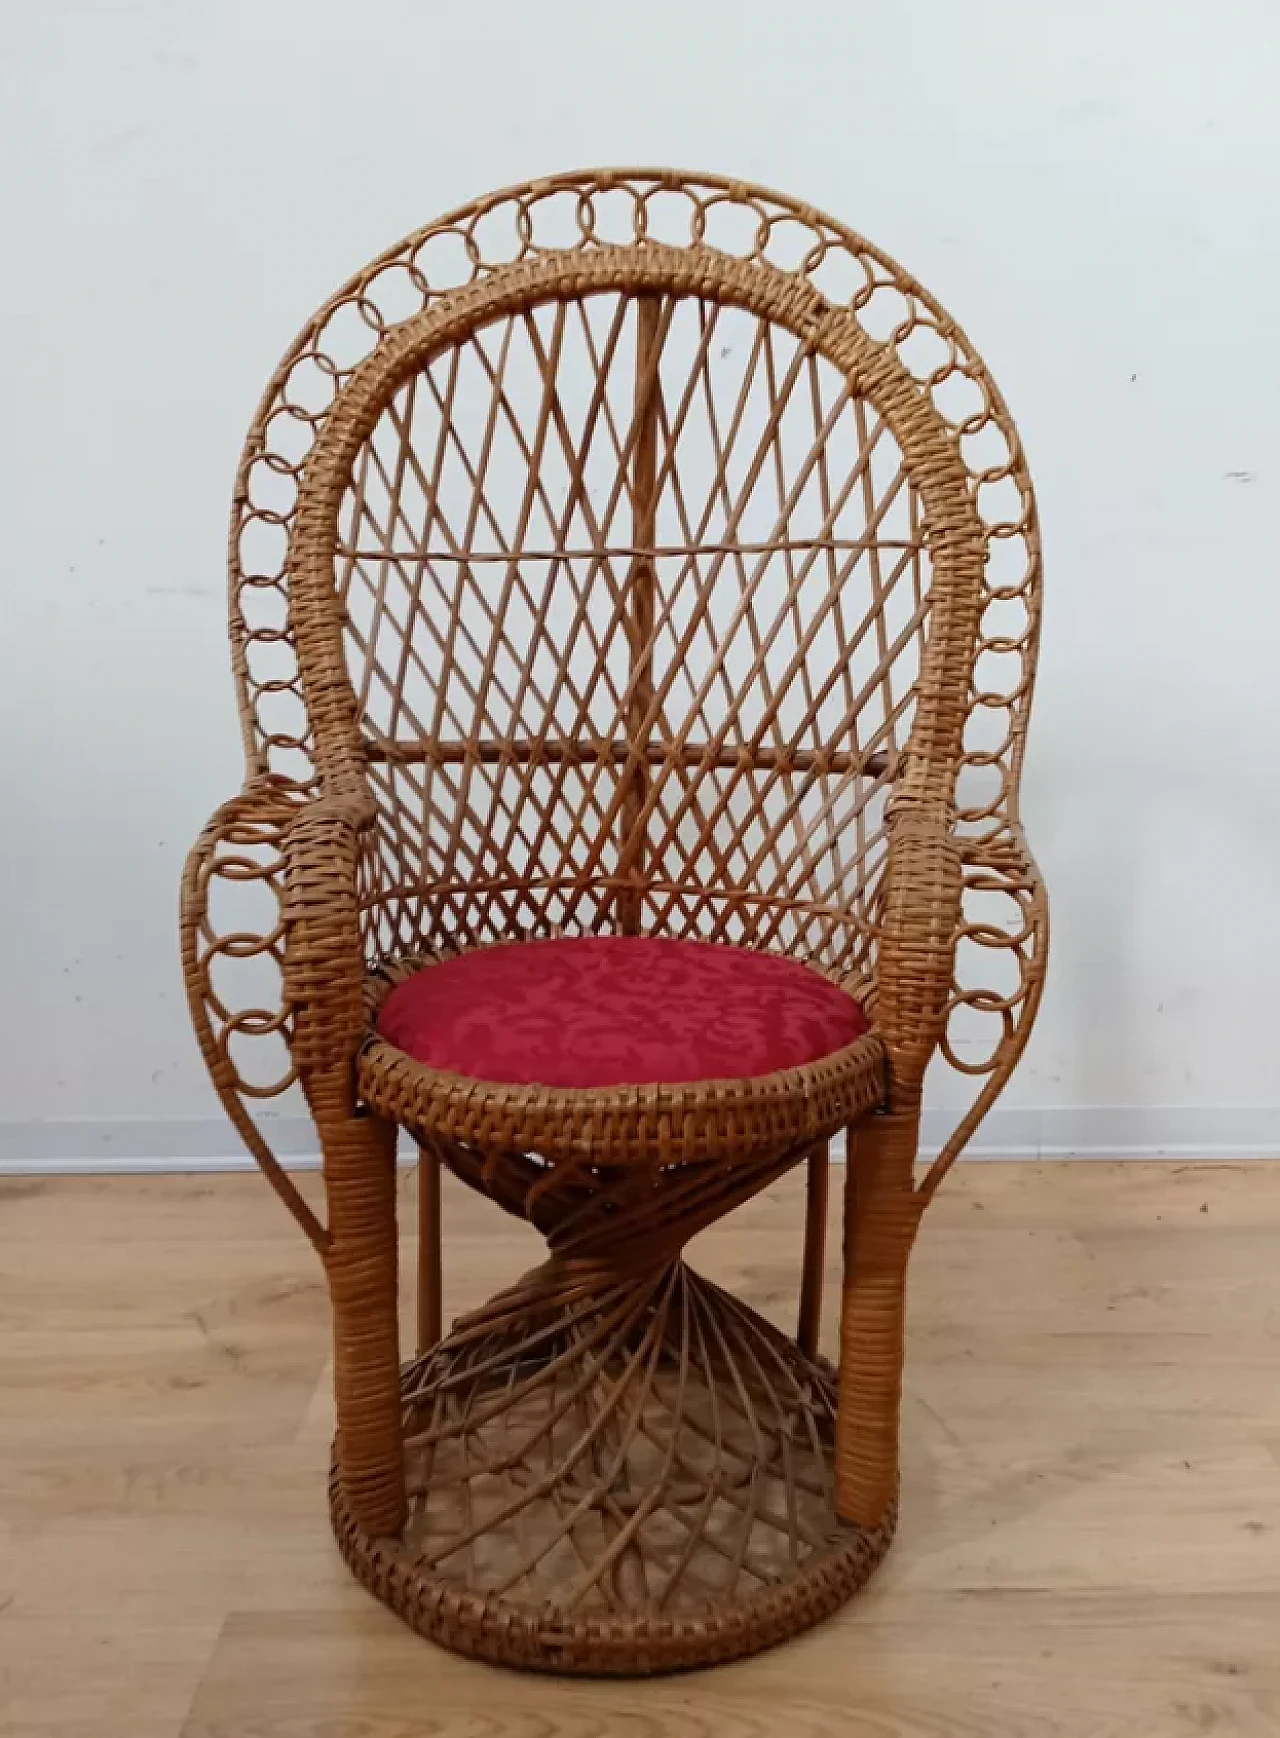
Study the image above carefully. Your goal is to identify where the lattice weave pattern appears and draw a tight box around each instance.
[180,170,1048,1677]
[225,170,1044,1188]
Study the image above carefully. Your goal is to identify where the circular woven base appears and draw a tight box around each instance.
[329,1259,896,1674]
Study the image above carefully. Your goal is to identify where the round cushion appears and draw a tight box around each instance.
[376,936,868,1090]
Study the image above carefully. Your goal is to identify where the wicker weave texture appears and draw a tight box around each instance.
[210,170,1045,1197]
[180,169,1048,1675]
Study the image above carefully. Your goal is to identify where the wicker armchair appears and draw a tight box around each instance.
[181,170,1047,1675]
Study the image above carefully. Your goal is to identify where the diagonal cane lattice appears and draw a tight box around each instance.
[338,290,924,980]
[185,174,1049,1675]
[222,173,1045,1212]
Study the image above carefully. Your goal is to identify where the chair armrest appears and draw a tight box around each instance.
[180,777,375,1251]
[872,795,964,1105]
[281,792,376,1076]
[916,824,1049,1200]
[869,803,1047,1199]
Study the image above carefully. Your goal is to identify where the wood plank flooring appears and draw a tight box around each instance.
[2,1160,1278,1736]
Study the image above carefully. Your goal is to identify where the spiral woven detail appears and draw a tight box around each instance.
[180,168,1048,1677]
[330,1247,899,1674]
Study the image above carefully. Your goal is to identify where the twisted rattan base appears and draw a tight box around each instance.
[182,167,1047,1681]
[329,1256,896,1674]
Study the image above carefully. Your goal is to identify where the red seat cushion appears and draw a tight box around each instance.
[376,936,869,1090]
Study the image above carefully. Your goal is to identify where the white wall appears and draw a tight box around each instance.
[3,0,1280,1165]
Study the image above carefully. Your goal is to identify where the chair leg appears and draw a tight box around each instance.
[416,1140,442,1355]
[835,1113,922,1528]
[797,1140,829,1360]
[318,1095,406,1538]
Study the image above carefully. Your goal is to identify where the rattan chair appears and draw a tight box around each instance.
[181,169,1047,1675]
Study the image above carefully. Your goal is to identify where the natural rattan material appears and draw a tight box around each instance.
[180,169,1048,1675]
[331,1325,900,1675]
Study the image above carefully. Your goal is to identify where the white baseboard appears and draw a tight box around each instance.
[919,1103,1280,1161]
[1,1105,1278,1175]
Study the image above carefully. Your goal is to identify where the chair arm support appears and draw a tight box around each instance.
[873,796,964,1107]
[281,792,376,1079]
[180,777,375,1252]
[916,824,1049,1201]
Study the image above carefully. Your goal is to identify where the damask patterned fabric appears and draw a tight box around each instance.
[377,936,869,1089]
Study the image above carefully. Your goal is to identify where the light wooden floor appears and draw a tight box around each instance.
[2,1160,1279,1737]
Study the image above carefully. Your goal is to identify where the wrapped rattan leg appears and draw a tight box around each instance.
[834,1113,923,1528]
[415,1140,442,1355]
[797,1140,829,1359]
[318,1093,405,1538]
